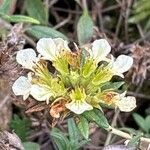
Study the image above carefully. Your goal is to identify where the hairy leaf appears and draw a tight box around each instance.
[25,0,47,24]
[82,109,109,130]
[78,116,89,139]
[77,11,93,45]
[27,25,68,40]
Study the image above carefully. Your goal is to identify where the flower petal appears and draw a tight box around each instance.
[53,38,70,53]
[30,84,53,103]
[12,76,31,100]
[16,48,37,70]
[117,96,136,112]
[91,39,111,63]
[37,38,57,61]
[65,100,93,114]
[113,55,133,74]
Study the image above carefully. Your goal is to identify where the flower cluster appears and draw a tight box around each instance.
[12,38,136,118]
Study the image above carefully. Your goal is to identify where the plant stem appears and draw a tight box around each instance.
[108,126,150,143]
[82,0,88,12]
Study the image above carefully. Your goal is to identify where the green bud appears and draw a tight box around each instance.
[92,66,113,86]
[81,59,96,78]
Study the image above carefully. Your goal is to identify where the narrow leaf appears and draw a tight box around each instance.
[145,115,150,132]
[101,81,124,91]
[51,128,69,150]
[133,113,147,132]
[82,109,109,130]
[77,11,93,45]
[26,25,68,40]
[23,142,40,150]
[68,118,79,146]
[25,0,47,24]
[0,14,40,24]
[78,116,89,139]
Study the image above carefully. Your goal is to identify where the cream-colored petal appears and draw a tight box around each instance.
[113,55,133,74]
[117,96,136,112]
[16,48,37,70]
[91,39,111,63]
[30,84,53,103]
[65,100,93,114]
[12,76,31,100]
[53,38,70,53]
[36,38,57,61]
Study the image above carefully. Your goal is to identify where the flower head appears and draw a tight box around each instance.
[65,87,93,114]
[12,38,136,118]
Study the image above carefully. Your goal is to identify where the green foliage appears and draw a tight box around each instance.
[82,109,109,130]
[25,0,47,24]
[26,25,68,40]
[0,0,13,14]
[0,14,40,24]
[127,133,142,147]
[77,10,94,45]
[133,113,150,133]
[23,142,40,150]
[129,0,150,30]
[51,118,88,150]
[77,116,89,140]
[101,81,124,91]
[10,114,31,142]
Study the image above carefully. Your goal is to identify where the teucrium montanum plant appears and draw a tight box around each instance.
[12,37,136,138]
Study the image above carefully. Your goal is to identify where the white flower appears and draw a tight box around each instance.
[65,87,93,114]
[12,76,31,100]
[65,100,93,114]
[16,48,37,70]
[30,84,53,104]
[90,39,111,64]
[36,38,70,61]
[110,55,133,78]
[117,96,136,112]
[112,92,136,112]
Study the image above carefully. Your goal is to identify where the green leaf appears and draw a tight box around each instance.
[25,0,47,24]
[78,116,89,140]
[23,142,40,150]
[127,133,142,147]
[0,14,40,24]
[10,114,30,142]
[133,113,147,132]
[145,115,150,132]
[26,25,68,40]
[82,109,109,130]
[101,81,124,91]
[51,128,69,150]
[68,118,79,146]
[0,0,13,14]
[77,11,93,45]
[76,140,89,149]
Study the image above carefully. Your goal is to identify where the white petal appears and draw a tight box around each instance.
[36,38,57,61]
[117,96,136,112]
[113,55,133,74]
[65,101,93,114]
[53,38,70,53]
[12,76,31,100]
[91,39,111,63]
[16,49,37,70]
[30,84,53,103]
